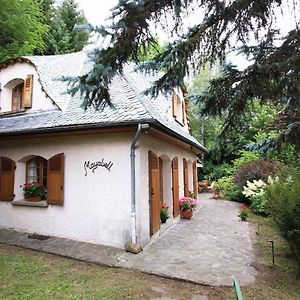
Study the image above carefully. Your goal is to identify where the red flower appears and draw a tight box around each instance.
[240,204,249,210]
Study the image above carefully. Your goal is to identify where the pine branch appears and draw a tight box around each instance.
[71,0,286,109]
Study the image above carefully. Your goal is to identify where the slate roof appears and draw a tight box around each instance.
[0,51,207,152]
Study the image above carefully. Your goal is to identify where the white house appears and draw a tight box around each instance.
[0,51,207,248]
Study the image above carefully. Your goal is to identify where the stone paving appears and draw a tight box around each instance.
[0,228,123,266]
[0,193,257,287]
[117,194,257,286]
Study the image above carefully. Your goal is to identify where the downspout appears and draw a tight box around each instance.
[130,123,149,244]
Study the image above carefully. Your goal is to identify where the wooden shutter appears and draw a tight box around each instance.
[172,157,180,217]
[0,157,15,201]
[193,161,198,200]
[183,158,188,197]
[148,151,160,235]
[47,153,64,205]
[172,93,178,118]
[22,74,33,108]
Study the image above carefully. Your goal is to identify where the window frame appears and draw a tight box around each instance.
[172,91,186,126]
[26,156,47,187]
[11,82,24,111]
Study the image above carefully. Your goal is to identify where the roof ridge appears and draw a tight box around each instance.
[121,67,158,121]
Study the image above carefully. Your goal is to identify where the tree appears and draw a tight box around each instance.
[65,0,299,152]
[199,30,300,152]
[38,0,90,55]
[0,0,48,62]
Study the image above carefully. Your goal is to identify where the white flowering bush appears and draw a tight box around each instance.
[242,176,275,215]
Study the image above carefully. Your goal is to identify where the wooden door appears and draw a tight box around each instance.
[0,157,15,201]
[172,157,179,217]
[193,161,198,200]
[149,151,160,235]
[183,158,188,196]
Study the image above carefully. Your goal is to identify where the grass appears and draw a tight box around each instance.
[0,244,230,299]
[241,211,300,299]
[0,210,299,299]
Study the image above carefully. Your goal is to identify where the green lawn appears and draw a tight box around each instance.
[241,212,300,300]
[0,244,229,299]
[0,211,299,299]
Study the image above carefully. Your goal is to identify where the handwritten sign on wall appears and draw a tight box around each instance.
[84,159,113,176]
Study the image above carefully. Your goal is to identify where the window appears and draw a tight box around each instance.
[0,154,64,205]
[25,154,64,204]
[9,74,33,112]
[26,157,47,187]
[12,83,23,111]
[172,91,186,126]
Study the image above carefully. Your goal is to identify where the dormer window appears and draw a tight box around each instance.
[2,74,34,113]
[172,91,186,126]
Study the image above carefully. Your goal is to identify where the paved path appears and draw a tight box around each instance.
[0,194,257,287]
[0,228,123,266]
[118,194,257,286]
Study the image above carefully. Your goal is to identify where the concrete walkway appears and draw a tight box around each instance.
[118,194,257,286]
[0,193,257,286]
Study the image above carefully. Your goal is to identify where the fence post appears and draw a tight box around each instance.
[233,278,243,300]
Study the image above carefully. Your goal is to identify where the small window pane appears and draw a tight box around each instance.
[27,159,38,183]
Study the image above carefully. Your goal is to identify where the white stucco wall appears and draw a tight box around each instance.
[0,133,133,248]
[188,159,194,192]
[0,62,55,112]
[135,134,197,246]
[160,156,172,209]
[0,130,198,248]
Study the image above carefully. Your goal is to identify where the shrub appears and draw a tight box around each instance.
[265,169,300,264]
[233,149,261,170]
[251,194,269,215]
[216,176,242,201]
[234,159,279,189]
[242,179,270,215]
[211,163,234,180]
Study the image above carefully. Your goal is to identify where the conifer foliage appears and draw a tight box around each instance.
[39,0,90,55]
[67,0,299,150]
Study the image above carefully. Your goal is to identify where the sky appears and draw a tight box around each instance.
[77,0,118,27]
[76,0,299,69]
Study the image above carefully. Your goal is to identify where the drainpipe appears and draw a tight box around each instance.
[130,123,149,244]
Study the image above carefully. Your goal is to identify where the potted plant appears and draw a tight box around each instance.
[238,204,249,221]
[160,203,169,223]
[22,182,46,202]
[178,196,199,219]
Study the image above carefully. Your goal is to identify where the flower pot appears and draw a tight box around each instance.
[161,218,167,223]
[213,192,220,199]
[25,196,41,202]
[180,210,193,219]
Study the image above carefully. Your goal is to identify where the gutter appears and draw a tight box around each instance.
[0,119,207,153]
[130,123,149,244]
